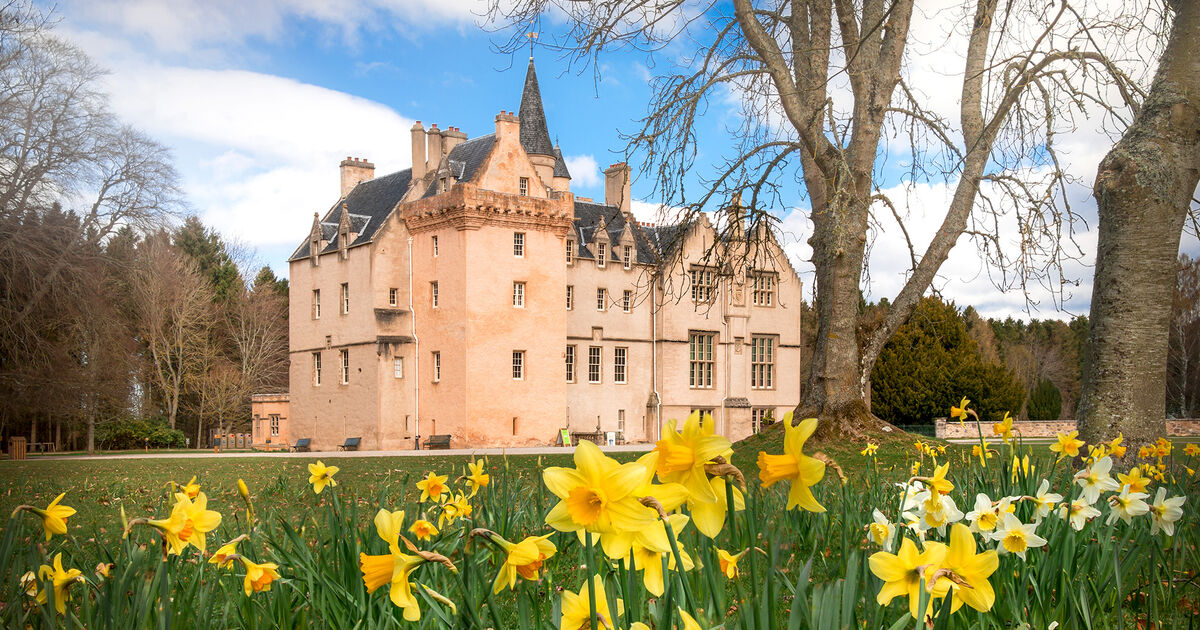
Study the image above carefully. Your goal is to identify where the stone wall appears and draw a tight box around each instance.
[934,417,1200,439]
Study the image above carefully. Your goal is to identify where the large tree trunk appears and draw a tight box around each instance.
[1079,1,1200,448]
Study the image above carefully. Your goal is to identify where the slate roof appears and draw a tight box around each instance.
[552,145,571,179]
[518,60,556,157]
[421,134,497,198]
[290,168,411,260]
[572,201,659,265]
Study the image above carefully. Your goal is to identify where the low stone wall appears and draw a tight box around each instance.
[934,417,1200,439]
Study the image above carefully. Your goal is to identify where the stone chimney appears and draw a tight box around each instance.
[604,162,631,212]
[339,157,375,198]
[442,126,467,158]
[425,124,443,174]
[494,110,519,141]
[410,121,426,181]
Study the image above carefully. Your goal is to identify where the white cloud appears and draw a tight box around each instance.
[564,154,602,189]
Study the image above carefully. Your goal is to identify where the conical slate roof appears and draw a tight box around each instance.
[518,59,556,157]
[553,145,571,179]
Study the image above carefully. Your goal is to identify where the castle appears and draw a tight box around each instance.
[259,60,803,450]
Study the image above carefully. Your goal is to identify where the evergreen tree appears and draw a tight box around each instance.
[173,216,242,302]
[252,266,288,298]
[1028,378,1063,420]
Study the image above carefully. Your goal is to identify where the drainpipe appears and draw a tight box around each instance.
[651,278,661,442]
[721,274,731,438]
[408,236,420,450]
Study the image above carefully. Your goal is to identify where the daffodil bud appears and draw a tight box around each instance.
[237,478,249,499]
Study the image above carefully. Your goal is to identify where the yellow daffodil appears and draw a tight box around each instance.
[910,461,921,476]
[1010,454,1031,483]
[627,517,695,596]
[950,397,970,423]
[95,562,113,579]
[181,476,201,499]
[861,443,878,457]
[560,575,623,630]
[1184,443,1199,457]
[716,546,749,579]
[417,472,449,503]
[1108,434,1127,458]
[438,493,473,528]
[925,463,954,495]
[543,439,657,534]
[466,459,490,497]
[237,478,250,499]
[1154,438,1172,458]
[359,508,443,621]
[991,413,1013,443]
[409,519,439,540]
[1050,431,1085,459]
[307,461,339,494]
[147,492,222,554]
[938,523,998,613]
[869,537,948,620]
[239,557,281,595]
[1148,487,1186,536]
[971,440,991,467]
[22,492,77,541]
[1137,445,1152,459]
[209,535,246,568]
[491,533,557,594]
[34,553,84,614]
[757,416,826,512]
[687,476,745,539]
[988,513,1046,559]
[1117,466,1152,494]
[1086,444,1109,465]
[653,410,733,504]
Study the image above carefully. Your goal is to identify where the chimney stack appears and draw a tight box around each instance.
[411,121,426,181]
[442,126,467,158]
[425,124,443,174]
[339,157,375,198]
[494,110,519,141]
[603,162,631,212]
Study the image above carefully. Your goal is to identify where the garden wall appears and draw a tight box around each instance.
[933,417,1200,439]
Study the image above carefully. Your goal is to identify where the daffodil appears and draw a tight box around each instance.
[1057,497,1101,531]
[560,575,623,630]
[867,508,897,548]
[359,508,447,621]
[1075,456,1120,504]
[991,413,1013,443]
[626,515,695,596]
[95,562,113,579]
[756,416,826,512]
[438,493,473,528]
[465,459,490,498]
[1085,443,1109,465]
[417,472,449,503]
[20,570,37,597]
[1154,438,1172,458]
[654,410,733,503]
[1106,486,1149,525]
[34,553,84,614]
[965,494,1001,534]
[950,397,971,423]
[409,519,439,540]
[307,461,339,494]
[988,513,1046,560]
[869,537,948,620]
[237,478,250,499]
[1029,480,1062,522]
[147,492,222,554]
[914,490,963,535]
[240,557,281,595]
[1050,431,1085,459]
[937,523,998,613]
[687,476,745,539]
[209,535,246,568]
[1148,487,1186,536]
[22,492,77,541]
[1137,445,1152,459]
[491,534,557,594]
[1184,443,1199,457]
[543,440,658,535]
[716,547,749,579]
[1116,466,1152,494]
[924,463,954,495]
[972,440,991,467]
[1108,434,1127,458]
[861,443,878,457]
[181,476,201,499]
[1010,454,1031,483]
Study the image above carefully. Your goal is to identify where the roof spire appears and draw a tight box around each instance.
[518,58,555,157]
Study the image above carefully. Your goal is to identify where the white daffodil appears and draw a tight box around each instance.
[989,513,1047,560]
[965,493,1001,534]
[914,490,963,536]
[1030,479,1063,522]
[1058,497,1101,531]
[867,508,897,549]
[1106,485,1150,526]
[1148,487,1186,536]
[1075,456,1120,504]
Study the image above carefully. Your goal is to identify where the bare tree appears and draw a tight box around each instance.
[487,0,1161,434]
[230,284,289,394]
[1167,254,1200,419]
[1078,2,1200,448]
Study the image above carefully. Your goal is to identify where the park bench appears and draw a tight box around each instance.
[425,434,451,450]
[291,438,311,452]
[338,437,361,451]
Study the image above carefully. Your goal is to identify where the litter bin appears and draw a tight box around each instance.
[8,436,27,460]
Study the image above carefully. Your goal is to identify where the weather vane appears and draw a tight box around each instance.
[526,32,538,60]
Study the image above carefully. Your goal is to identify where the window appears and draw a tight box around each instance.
[751,336,775,389]
[393,357,404,379]
[596,242,607,268]
[270,414,280,436]
[312,352,322,386]
[622,290,632,313]
[752,408,774,434]
[432,352,441,382]
[514,232,525,257]
[689,332,716,388]
[311,239,320,266]
[596,288,606,311]
[519,177,529,196]
[566,240,574,265]
[623,245,632,269]
[690,268,715,302]
[341,283,350,314]
[431,282,439,308]
[339,349,349,384]
[513,281,525,308]
[440,178,448,193]
[389,288,398,307]
[432,235,439,257]
[753,273,775,306]
[614,347,627,384]
[566,285,574,310]
[588,347,602,383]
[565,345,576,382]
[512,351,525,380]
[618,409,625,433]
[312,289,321,319]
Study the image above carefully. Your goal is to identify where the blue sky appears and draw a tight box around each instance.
[44,0,1199,320]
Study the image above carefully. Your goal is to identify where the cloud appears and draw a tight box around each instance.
[564,154,602,189]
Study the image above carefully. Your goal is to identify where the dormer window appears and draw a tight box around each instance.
[519,177,529,196]
[311,238,320,266]
[596,242,607,268]
[623,245,632,269]
[440,178,448,193]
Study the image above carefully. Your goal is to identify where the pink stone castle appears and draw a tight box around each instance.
[270,61,803,450]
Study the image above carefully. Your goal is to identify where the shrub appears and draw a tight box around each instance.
[1028,377,1063,420]
[97,417,187,450]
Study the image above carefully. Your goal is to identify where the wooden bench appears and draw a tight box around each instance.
[338,437,361,451]
[291,438,311,452]
[424,434,451,450]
